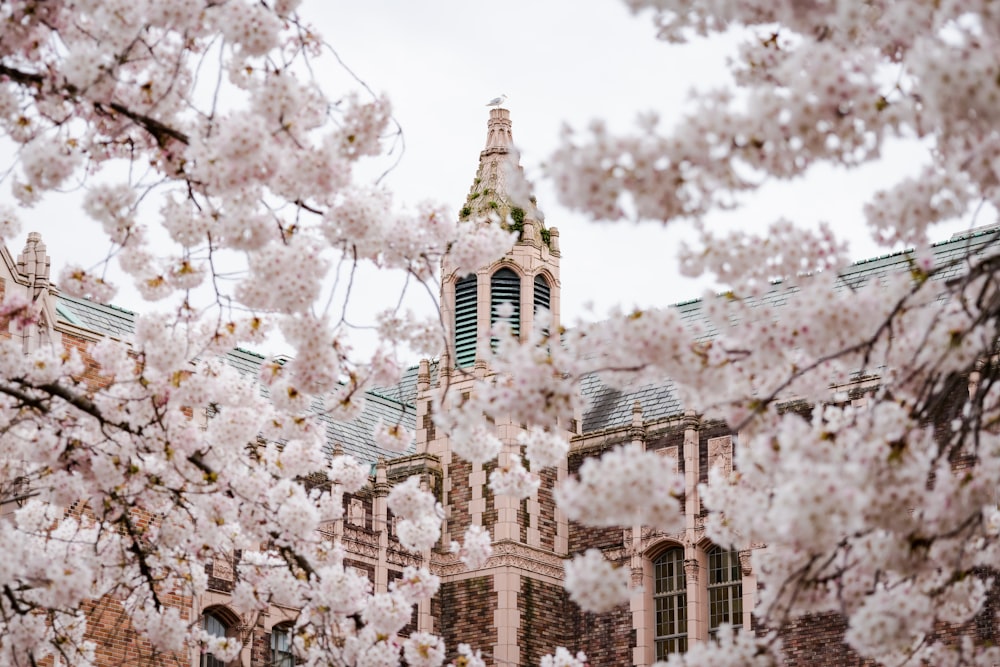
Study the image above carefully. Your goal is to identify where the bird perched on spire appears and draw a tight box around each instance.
[485,93,508,107]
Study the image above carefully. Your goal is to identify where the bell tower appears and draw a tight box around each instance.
[442,107,562,373]
[414,107,572,666]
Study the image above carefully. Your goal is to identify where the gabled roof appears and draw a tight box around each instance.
[579,226,1000,432]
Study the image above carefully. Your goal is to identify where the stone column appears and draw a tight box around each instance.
[373,459,389,593]
[682,412,700,531]
[493,569,521,666]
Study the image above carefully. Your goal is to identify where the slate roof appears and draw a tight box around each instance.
[54,298,416,464]
[579,226,1000,432]
[58,295,136,339]
[54,227,1000,442]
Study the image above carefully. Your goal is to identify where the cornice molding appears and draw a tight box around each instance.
[430,540,565,580]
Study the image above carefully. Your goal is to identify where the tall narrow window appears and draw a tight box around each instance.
[533,274,551,337]
[490,268,520,340]
[201,612,229,667]
[708,545,743,638]
[271,624,294,667]
[454,274,477,367]
[654,547,688,657]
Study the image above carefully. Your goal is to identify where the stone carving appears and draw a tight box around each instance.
[342,525,379,559]
[212,551,234,582]
[429,540,565,580]
[639,529,686,556]
[238,612,256,642]
[657,445,679,474]
[604,547,628,563]
[684,558,699,584]
[707,435,733,478]
[738,549,753,576]
[348,498,365,527]
[387,548,422,568]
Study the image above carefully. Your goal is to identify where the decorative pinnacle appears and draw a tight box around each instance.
[483,108,513,155]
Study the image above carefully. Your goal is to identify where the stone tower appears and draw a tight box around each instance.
[444,107,561,371]
[417,108,573,665]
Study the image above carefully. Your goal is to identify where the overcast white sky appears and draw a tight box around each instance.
[309,0,950,321]
[13,0,989,360]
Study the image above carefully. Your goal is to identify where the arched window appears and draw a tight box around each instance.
[707,545,743,639]
[533,274,551,337]
[201,611,229,667]
[490,268,520,340]
[454,274,477,367]
[271,624,294,667]
[654,547,687,657]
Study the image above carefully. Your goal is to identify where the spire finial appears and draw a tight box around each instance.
[484,108,513,153]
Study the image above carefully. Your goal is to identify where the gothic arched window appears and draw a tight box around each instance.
[654,547,688,657]
[201,611,230,667]
[271,623,294,667]
[707,545,743,639]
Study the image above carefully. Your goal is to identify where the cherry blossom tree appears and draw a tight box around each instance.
[0,1,509,664]
[0,0,999,666]
[540,2,1000,665]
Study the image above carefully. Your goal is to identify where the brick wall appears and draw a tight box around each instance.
[567,604,633,666]
[518,577,570,666]
[537,468,557,551]
[568,451,624,552]
[85,595,189,667]
[483,460,498,532]
[449,460,472,539]
[518,497,528,543]
[436,576,496,661]
[775,612,872,666]
[645,426,685,454]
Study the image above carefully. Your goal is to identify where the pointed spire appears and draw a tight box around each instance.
[459,108,546,244]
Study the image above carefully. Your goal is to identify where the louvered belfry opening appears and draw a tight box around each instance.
[533,274,551,336]
[454,274,478,367]
[490,268,521,343]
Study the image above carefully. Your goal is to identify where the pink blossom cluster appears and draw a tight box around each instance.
[562,549,630,613]
[556,444,684,531]
[450,525,493,570]
[387,476,442,553]
[488,455,540,499]
[3,0,1000,664]
[540,647,589,667]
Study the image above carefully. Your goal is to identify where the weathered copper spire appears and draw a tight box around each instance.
[459,108,544,237]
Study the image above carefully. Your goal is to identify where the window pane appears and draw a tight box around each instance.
[653,548,687,656]
[201,613,228,667]
[707,546,743,637]
[271,626,294,667]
